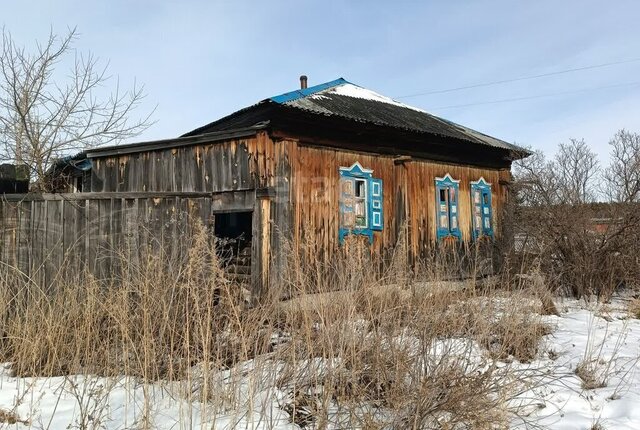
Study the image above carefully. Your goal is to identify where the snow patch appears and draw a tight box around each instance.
[513,299,640,429]
[311,83,429,113]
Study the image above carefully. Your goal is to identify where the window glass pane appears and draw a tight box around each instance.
[355,179,366,198]
[451,215,458,229]
[483,193,489,205]
[449,187,456,202]
[355,198,367,228]
[439,189,447,203]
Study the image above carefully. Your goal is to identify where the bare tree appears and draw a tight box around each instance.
[512,149,557,206]
[605,129,640,203]
[555,138,599,204]
[0,28,154,189]
[512,134,639,299]
[513,139,599,207]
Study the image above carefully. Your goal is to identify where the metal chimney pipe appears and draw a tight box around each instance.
[300,75,308,89]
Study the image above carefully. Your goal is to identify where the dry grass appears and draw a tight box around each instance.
[575,359,608,390]
[0,408,28,425]
[0,223,553,428]
[629,298,640,319]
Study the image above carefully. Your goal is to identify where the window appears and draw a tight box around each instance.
[339,162,383,243]
[471,177,493,239]
[435,174,461,240]
[354,178,368,227]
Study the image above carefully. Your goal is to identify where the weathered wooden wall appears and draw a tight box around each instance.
[86,131,511,262]
[0,191,258,289]
[88,132,285,291]
[89,133,277,193]
[0,130,514,293]
[283,140,511,262]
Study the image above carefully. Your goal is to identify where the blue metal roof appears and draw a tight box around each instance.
[269,78,350,104]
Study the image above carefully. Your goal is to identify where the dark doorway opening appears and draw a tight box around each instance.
[214,211,252,281]
[215,211,251,239]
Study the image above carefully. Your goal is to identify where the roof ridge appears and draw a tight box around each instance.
[270,78,350,104]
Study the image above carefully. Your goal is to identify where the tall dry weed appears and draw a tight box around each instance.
[0,221,550,428]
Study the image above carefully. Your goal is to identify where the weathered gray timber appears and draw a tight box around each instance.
[0,190,263,293]
[90,139,255,193]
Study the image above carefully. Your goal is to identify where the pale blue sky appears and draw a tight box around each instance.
[4,0,640,159]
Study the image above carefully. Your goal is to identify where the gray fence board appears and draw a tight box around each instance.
[0,190,257,283]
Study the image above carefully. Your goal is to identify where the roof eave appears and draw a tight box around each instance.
[274,103,525,156]
[86,123,269,158]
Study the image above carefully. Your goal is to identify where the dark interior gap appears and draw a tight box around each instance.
[214,211,252,268]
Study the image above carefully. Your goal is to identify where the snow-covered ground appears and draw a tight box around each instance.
[518,298,640,429]
[0,299,638,429]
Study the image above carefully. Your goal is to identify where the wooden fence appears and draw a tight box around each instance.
[0,191,257,287]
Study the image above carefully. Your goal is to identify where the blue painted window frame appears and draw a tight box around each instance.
[339,162,383,243]
[471,177,493,239]
[435,174,461,241]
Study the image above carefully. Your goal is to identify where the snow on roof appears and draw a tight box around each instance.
[311,82,428,114]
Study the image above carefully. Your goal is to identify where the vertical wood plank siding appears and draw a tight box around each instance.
[0,130,513,290]
[287,142,511,261]
[90,136,274,193]
[0,193,254,283]
[60,133,511,262]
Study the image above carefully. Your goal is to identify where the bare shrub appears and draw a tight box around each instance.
[513,132,640,299]
[64,376,116,430]
[575,308,629,391]
[478,311,552,363]
[0,220,265,378]
[271,250,551,428]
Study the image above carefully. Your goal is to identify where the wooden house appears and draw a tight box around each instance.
[10,77,529,294]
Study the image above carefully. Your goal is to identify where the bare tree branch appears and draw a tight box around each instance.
[512,133,640,299]
[0,28,155,190]
[605,129,640,203]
